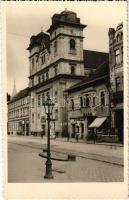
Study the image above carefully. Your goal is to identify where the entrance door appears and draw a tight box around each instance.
[115,109,123,143]
[26,123,29,136]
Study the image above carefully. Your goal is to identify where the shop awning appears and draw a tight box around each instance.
[88,117,107,128]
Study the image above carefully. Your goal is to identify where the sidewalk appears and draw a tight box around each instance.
[8,135,124,166]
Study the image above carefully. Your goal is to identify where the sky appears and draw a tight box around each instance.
[6,1,126,95]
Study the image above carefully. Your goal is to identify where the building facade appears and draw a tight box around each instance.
[65,62,111,141]
[108,23,123,143]
[7,88,30,136]
[27,10,88,137]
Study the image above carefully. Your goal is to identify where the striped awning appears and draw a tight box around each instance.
[88,117,107,128]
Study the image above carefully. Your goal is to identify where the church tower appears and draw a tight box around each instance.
[47,9,87,76]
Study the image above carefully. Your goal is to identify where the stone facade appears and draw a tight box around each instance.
[27,10,86,137]
[7,88,30,136]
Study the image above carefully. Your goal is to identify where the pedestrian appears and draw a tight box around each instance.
[76,132,79,142]
[67,133,70,142]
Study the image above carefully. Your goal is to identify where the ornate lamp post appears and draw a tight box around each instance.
[43,97,54,179]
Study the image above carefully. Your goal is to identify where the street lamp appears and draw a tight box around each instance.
[43,97,54,179]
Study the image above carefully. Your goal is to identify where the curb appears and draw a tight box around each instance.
[9,141,123,167]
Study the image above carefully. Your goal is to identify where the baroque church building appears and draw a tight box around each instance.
[27,10,108,137]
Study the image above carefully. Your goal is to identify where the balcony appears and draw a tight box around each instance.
[81,105,109,117]
[111,91,123,103]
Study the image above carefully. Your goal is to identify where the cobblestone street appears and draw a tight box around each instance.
[8,136,124,182]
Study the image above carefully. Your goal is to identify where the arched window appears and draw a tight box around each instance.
[70,66,75,75]
[70,39,76,50]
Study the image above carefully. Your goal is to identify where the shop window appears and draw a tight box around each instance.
[80,123,84,134]
[70,39,76,50]
[115,77,121,91]
[100,91,105,106]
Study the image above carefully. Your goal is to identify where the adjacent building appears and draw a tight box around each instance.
[108,23,123,143]
[65,60,111,141]
[7,87,30,136]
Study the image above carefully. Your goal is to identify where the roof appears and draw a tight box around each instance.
[65,60,109,93]
[27,32,50,51]
[8,87,29,104]
[83,50,109,69]
[47,10,86,33]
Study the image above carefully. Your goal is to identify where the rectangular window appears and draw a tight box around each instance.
[100,91,105,106]
[71,99,74,111]
[121,46,123,62]
[42,93,45,105]
[38,95,41,107]
[115,49,120,65]
[42,74,44,82]
[54,41,57,53]
[46,91,50,99]
[92,96,96,106]
[38,76,41,83]
[32,78,34,86]
[38,113,40,119]
[32,113,34,123]
[32,98,34,108]
[32,58,34,69]
[55,91,58,103]
[80,96,83,107]
[115,77,121,91]
[54,65,58,76]
[55,109,58,120]
[46,71,49,80]
[85,94,90,107]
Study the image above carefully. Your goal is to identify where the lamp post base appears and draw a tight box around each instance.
[44,159,53,179]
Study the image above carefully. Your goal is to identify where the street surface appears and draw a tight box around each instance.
[8,136,124,182]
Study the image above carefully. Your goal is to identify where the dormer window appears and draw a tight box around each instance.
[41,54,45,64]
[70,39,76,50]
